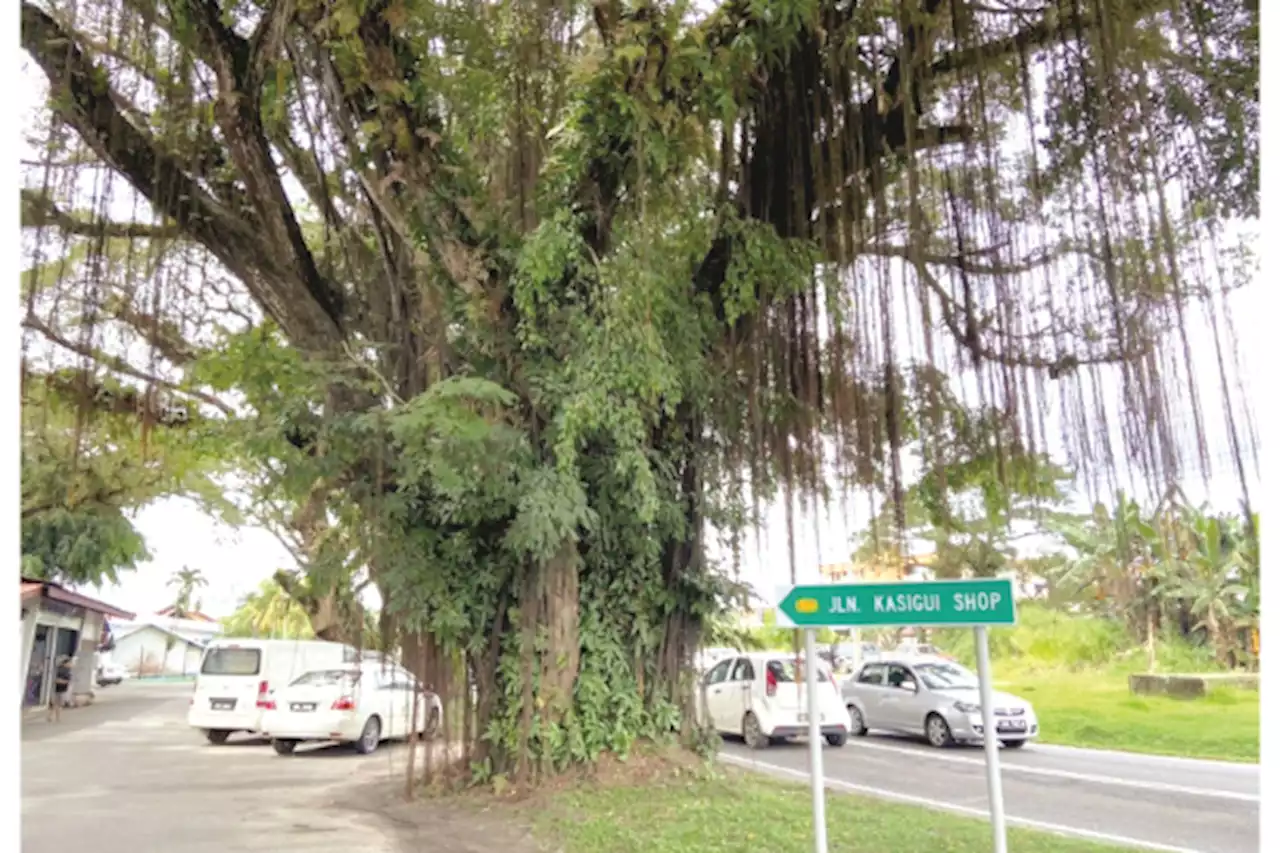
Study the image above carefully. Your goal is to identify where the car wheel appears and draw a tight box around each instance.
[925,713,954,748]
[354,716,382,754]
[1001,739,1027,749]
[272,738,298,756]
[205,729,230,745]
[847,704,868,736]
[825,731,849,747]
[742,712,769,750]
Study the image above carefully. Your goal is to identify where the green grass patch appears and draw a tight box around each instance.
[995,669,1259,762]
[535,767,1126,853]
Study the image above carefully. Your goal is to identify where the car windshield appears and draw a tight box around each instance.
[914,662,979,690]
[289,669,360,688]
[767,659,832,683]
[200,647,261,676]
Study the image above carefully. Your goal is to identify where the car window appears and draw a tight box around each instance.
[289,669,360,688]
[200,647,261,676]
[886,665,916,690]
[729,658,755,681]
[705,658,733,685]
[767,659,832,684]
[361,665,397,688]
[856,664,885,685]
[395,671,422,691]
[914,662,979,690]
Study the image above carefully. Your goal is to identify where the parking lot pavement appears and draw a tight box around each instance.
[21,681,421,853]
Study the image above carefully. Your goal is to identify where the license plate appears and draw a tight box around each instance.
[997,720,1027,732]
[210,699,236,711]
[290,703,316,712]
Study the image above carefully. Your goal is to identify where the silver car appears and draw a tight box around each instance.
[841,656,1039,749]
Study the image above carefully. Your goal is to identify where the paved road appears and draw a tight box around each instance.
[21,681,414,853]
[722,733,1259,853]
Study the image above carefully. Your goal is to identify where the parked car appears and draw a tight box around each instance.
[842,656,1038,749]
[698,652,849,749]
[693,647,739,673]
[260,660,442,756]
[824,642,881,672]
[188,638,361,745]
[96,661,128,687]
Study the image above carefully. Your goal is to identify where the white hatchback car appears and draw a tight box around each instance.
[259,661,442,755]
[698,652,849,748]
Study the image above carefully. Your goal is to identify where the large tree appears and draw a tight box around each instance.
[20,0,1256,786]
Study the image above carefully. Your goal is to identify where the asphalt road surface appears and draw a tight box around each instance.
[721,733,1259,853]
[21,681,413,853]
[22,681,1259,853]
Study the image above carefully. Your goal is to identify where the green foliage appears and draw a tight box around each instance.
[21,506,150,587]
[1046,494,1259,668]
[222,579,316,640]
[851,373,1074,578]
[20,377,233,587]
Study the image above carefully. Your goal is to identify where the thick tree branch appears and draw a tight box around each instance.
[21,189,182,240]
[247,0,297,91]
[26,368,206,428]
[863,242,1063,277]
[178,0,346,335]
[102,297,203,365]
[21,2,343,352]
[930,0,1165,78]
[22,313,234,415]
[908,257,1143,374]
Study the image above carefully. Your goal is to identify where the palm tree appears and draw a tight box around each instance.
[221,579,314,640]
[167,566,208,619]
[1160,508,1257,668]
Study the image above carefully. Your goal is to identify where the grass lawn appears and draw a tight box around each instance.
[995,669,1259,762]
[535,767,1127,853]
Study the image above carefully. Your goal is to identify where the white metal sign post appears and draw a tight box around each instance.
[803,627,828,853]
[973,625,1008,853]
[777,577,1017,853]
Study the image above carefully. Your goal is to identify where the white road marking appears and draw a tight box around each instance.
[1029,742,1260,770]
[840,739,1259,802]
[720,753,1208,853]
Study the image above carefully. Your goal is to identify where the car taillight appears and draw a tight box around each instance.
[332,696,356,711]
[766,668,777,697]
[256,679,275,710]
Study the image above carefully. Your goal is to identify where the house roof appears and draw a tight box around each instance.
[155,606,218,623]
[20,577,135,620]
[21,582,43,604]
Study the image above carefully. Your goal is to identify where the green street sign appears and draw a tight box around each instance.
[777,578,1017,628]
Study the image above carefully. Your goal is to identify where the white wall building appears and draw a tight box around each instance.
[21,578,134,707]
[111,623,210,677]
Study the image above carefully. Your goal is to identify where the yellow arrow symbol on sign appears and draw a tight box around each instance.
[795,597,819,614]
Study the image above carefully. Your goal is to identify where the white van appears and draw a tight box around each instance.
[187,639,362,744]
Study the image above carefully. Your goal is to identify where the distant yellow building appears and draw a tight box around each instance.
[818,553,936,583]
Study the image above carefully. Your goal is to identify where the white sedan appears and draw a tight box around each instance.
[260,661,442,756]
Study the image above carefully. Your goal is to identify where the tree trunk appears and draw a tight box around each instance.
[1145,606,1157,672]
